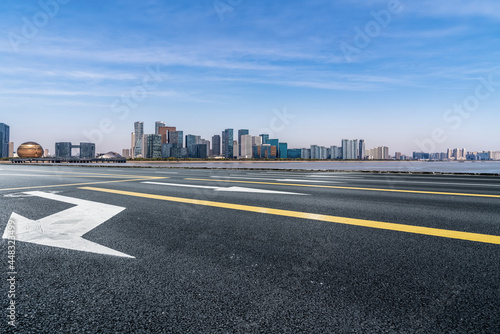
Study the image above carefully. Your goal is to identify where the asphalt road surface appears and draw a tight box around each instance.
[0,165,499,333]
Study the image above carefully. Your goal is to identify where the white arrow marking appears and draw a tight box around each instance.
[142,182,308,195]
[2,191,133,258]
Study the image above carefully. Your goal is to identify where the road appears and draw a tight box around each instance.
[0,165,499,333]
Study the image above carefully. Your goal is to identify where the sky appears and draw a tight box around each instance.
[1,0,500,155]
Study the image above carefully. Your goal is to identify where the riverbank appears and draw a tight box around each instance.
[3,160,500,175]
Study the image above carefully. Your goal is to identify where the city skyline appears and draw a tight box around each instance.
[1,1,500,154]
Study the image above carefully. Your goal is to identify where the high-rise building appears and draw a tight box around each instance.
[200,139,211,156]
[287,148,301,159]
[301,148,311,159]
[155,121,166,135]
[79,142,96,158]
[330,146,341,159]
[212,135,221,156]
[185,134,197,158]
[320,146,328,159]
[143,134,162,158]
[266,139,279,157]
[0,123,10,158]
[310,145,320,159]
[158,126,176,144]
[9,142,14,158]
[168,131,183,147]
[133,121,144,158]
[252,136,262,146]
[259,134,269,145]
[278,143,288,159]
[238,129,249,156]
[222,129,233,158]
[44,149,49,157]
[253,144,276,159]
[240,134,252,158]
[55,142,72,158]
[341,139,360,160]
[359,139,365,160]
[122,149,131,159]
[369,146,390,160]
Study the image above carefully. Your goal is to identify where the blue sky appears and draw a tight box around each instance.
[1,0,500,155]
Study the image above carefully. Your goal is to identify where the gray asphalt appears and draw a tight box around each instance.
[1,165,499,333]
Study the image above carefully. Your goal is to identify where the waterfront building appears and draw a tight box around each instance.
[212,135,221,156]
[278,143,288,158]
[287,148,301,159]
[155,121,166,135]
[240,134,252,158]
[55,142,72,158]
[133,121,144,157]
[259,134,269,145]
[252,136,262,146]
[79,142,96,158]
[0,123,10,158]
[222,129,234,158]
[158,126,176,144]
[238,129,249,156]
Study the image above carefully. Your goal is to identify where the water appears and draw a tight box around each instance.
[28,161,500,174]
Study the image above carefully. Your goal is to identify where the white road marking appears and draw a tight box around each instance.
[0,174,54,177]
[2,191,133,258]
[142,181,308,195]
[306,175,361,179]
[210,176,340,183]
[325,178,500,187]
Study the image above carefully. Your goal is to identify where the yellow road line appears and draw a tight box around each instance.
[185,178,500,199]
[0,177,168,192]
[80,186,500,245]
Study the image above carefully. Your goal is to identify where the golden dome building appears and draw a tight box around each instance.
[17,142,44,158]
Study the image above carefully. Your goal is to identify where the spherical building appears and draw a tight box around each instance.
[17,142,44,158]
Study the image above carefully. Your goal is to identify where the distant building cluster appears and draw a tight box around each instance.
[2,120,499,162]
[412,148,500,161]
[125,121,392,160]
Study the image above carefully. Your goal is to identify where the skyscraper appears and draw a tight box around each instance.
[259,134,269,145]
[169,131,183,147]
[240,134,252,158]
[252,136,262,146]
[212,135,221,156]
[238,129,249,156]
[342,139,360,160]
[185,134,197,158]
[143,134,162,158]
[9,142,14,158]
[133,121,144,158]
[0,123,10,158]
[359,139,365,160]
[158,126,176,144]
[155,121,166,135]
[310,145,320,159]
[330,146,341,159]
[222,129,233,158]
[278,142,288,159]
